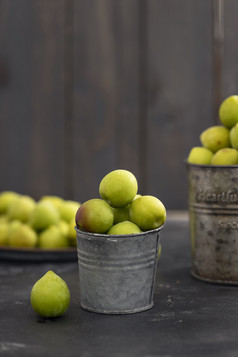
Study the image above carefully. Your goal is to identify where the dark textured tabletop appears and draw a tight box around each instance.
[0,213,237,357]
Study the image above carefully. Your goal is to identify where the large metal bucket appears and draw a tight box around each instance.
[186,163,238,284]
[75,226,162,314]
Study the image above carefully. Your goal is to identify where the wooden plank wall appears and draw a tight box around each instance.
[0,0,238,209]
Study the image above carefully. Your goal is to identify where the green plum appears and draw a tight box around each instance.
[30,270,70,318]
[8,222,37,248]
[129,195,166,231]
[219,95,238,128]
[99,169,138,208]
[200,125,230,152]
[8,219,22,233]
[187,147,213,165]
[0,221,9,245]
[59,200,80,223]
[58,220,69,237]
[29,201,60,231]
[7,195,36,222]
[112,194,141,224]
[211,148,238,165]
[0,191,19,214]
[112,205,130,224]
[0,215,8,223]
[38,225,69,249]
[229,123,238,149]
[107,221,141,235]
[40,195,64,210]
[75,198,114,233]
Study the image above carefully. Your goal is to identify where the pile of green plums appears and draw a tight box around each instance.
[0,191,80,249]
[187,95,238,165]
[75,169,166,235]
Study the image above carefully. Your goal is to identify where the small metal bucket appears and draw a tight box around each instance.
[75,226,162,314]
[186,163,238,284]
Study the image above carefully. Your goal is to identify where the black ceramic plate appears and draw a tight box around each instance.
[0,245,77,262]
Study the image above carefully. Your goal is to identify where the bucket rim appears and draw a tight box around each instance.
[75,224,163,240]
[185,160,238,169]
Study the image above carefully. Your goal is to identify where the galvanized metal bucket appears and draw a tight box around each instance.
[186,163,238,284]
[75,226,162,314]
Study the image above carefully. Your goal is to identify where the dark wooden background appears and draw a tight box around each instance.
[0,0,237,209]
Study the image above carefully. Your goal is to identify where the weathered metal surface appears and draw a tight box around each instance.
[186,163,238,284]
[75,226,162,314]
